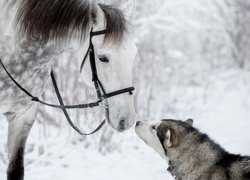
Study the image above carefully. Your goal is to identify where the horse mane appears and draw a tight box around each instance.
[15,0,126,43]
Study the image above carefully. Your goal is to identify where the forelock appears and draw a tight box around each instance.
[98,4,127,43]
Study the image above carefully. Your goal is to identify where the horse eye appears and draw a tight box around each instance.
[98,55,109,63]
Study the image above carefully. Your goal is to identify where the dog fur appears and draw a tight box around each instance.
[135,119,250,180]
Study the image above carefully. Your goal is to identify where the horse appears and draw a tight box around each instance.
[0,0,137,179]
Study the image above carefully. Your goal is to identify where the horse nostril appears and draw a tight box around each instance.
[118,119,126,131]
[136,121,142,126]
[120,119,125,126]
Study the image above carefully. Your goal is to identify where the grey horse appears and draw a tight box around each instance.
[0,0,137,179]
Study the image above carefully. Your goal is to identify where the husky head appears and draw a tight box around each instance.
[135,119,194,160]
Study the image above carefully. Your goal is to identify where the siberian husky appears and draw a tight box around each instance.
[135,119,250,180]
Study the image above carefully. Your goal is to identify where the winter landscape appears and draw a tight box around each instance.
[1,0,250,179]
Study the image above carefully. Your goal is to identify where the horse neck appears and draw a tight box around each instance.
[0,1,17,36]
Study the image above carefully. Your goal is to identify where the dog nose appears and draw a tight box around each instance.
[118,118,126,131]
[136,121,142,126]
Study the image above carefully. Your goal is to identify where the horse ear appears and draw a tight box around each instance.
[120,0,136,20]
[91,0,106,29]
[184,118,193,126]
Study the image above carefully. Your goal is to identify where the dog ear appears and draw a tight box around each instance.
[165,129,179,148]
[184,118,193,126]
[165,129,172,147]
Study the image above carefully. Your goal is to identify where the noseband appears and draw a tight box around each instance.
[0,28,135,135]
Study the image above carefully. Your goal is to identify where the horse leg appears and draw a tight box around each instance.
[6,103,38,180]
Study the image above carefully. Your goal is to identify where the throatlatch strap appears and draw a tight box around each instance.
[80,45,91,72]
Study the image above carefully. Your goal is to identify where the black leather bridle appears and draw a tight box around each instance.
[0,29,135,135]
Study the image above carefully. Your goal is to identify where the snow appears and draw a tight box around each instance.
[0,121,172,180]
[23,142,169,180]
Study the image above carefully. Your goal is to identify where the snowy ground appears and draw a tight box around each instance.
[22,140,171,180]
[0,122,171,180]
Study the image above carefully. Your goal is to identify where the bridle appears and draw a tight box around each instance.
[80,29,134,104]
[0,28,135,135]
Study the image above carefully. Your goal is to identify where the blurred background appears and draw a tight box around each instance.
[1,0,250,179]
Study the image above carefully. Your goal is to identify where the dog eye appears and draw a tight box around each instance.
[98,55,109,63]
[151,125,156,130]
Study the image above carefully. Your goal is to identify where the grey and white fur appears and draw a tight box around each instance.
[135,119,250,180]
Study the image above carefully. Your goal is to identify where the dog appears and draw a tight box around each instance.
[135,119,250,180]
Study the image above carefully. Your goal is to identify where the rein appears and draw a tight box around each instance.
[0,29,135,135]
